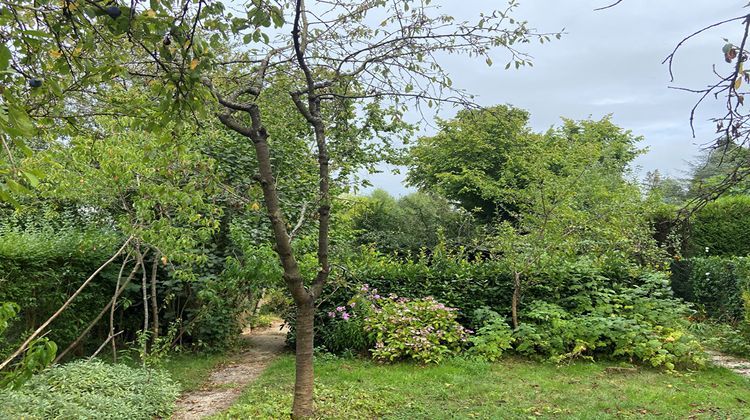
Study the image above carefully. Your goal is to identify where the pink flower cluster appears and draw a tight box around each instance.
[327,301,357,321]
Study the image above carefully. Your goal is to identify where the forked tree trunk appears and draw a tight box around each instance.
[213,2,330,411]
[217,110,324,418]
[511,271,521,330]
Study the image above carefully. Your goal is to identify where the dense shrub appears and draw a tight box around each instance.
[318,291,374,355]
[514,274,706,370]
[0,360,179,419]
[342,247,517,326]
[289,248,664,355]
[0,222,263,356]
[365,291,470,364]
[285,248,507,354]
[690,322,750,358]
[467,308,514,362]
[671,257,750,323]
[690,195,750,257]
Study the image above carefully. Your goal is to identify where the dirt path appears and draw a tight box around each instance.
[171,321,288,419]
[707,350,750,378]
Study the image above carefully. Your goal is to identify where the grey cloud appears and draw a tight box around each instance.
[361,0,746,196]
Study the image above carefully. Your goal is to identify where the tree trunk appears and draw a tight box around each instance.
[217,109,318,418]
[136,248,149,362]
[511,271,521,330]
[292,299,315,418]
[150,255,160,341]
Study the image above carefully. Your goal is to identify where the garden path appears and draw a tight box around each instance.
[171,320,288,419]
[707,350,750,378]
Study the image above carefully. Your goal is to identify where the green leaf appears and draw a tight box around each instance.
[0,44,10,70]
[22,171,40,188]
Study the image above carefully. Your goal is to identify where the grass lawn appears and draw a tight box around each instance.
[216,355,750,419]
[160,351,235,392]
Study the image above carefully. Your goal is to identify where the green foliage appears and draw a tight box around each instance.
[407,105,534,221]
[687,141,750,197]
[690,195,750,257]
[0,360,179,419]
[689,322,750,358]
[365,294,469,364]
[342,246,516,326]
[0,337,57,389]
[0,302,58,389]
[0,224,120,349]
[467,308,514,362]
[513,274,705,370]
[347,189,475,254]
[0,301,19,335]
[671,256,750,322]
[32,119,222,267]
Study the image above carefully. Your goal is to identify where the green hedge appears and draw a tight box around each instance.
[671,257,750,323]
[287,248,643,353]
[690,196,750,257]
[0,228,121,354]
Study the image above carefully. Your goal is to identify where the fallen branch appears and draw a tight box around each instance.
[53,259,140,363]
[90,331,124,360]
[0,236,134,371]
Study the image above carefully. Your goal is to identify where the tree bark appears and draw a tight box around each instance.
[150,255,160,341]
[218,103,317,419]
[292,299,315,418]
[135,247,149,362]
[511,271,521,330]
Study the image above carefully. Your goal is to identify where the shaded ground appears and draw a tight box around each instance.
[708,350,750,378]
[171,321,288,420]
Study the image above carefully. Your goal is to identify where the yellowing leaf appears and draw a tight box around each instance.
[161,255,168,266]
[735,77,743,90]
[189,58,200,70]
[50,50,62,59]
[145,9,156,17]
[251,202,260,211]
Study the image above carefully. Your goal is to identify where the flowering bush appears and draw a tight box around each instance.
[321,293,375,355]
[362,287,470,364]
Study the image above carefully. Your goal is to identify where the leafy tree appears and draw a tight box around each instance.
[408,105,534,221]
[686,141,750,198]
[2,0,558,415]
[644,170,689,206]
[410,109,662,328]
[348,189,475,255]
[202,2,556,416]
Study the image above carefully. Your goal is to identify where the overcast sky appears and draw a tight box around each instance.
[364,0,743,196]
